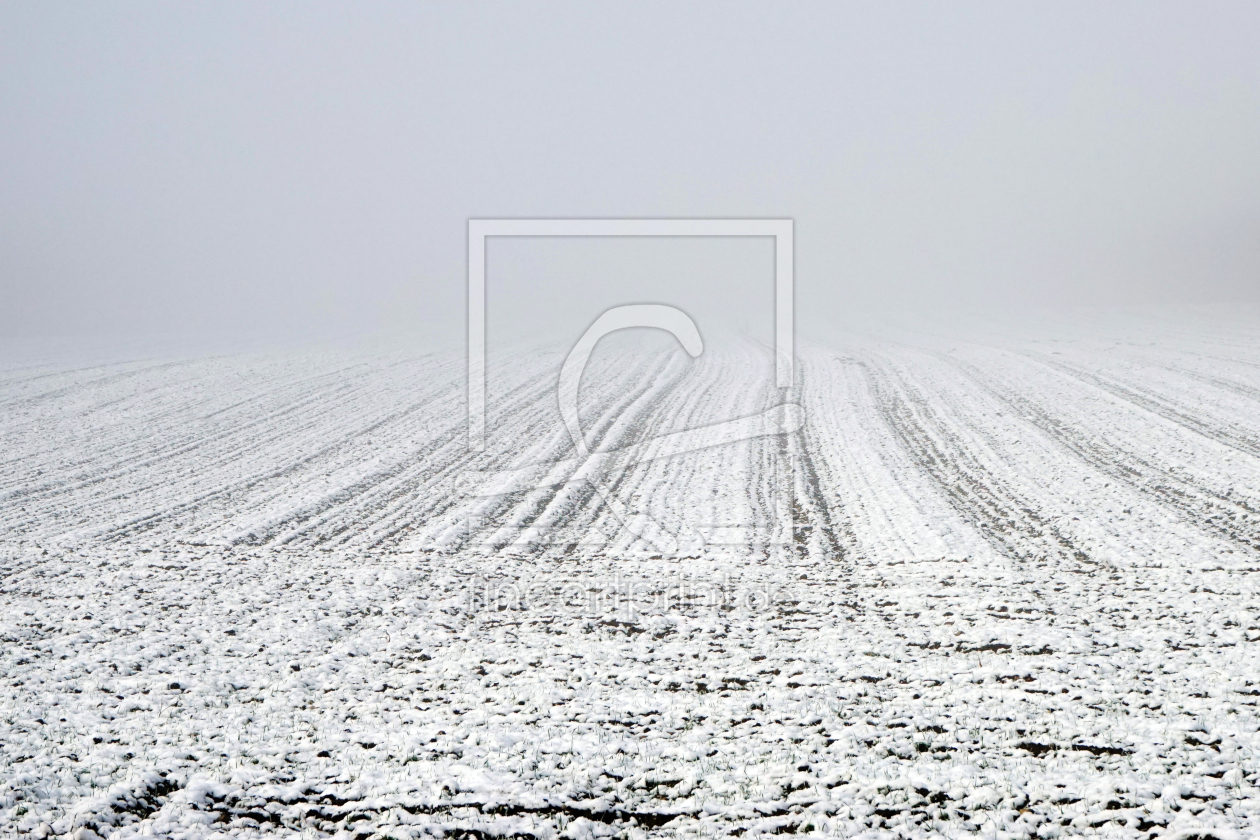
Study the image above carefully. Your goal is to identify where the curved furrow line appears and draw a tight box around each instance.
[291,349,685,555]
[878,336,1260,568]
[63,370,475,545]
[390,351,662,554]
[794,345,991,567]
[447,341,783,561]
[468,349,694,556]
[131,352,517,548]
[233,412,470,548]
[925,349,1260,556]
[578,344,776,559]
[180,360,504,547]
[0,356,192,391]
[1015,350,1260,460]
[256,350,603,551]
[790,399,852,565]
[1100,340,1260,400]
[0,370,449,536]
[0,378,371,504]
[0,356,231,410]
[0,354,437,497]
[451,350,684,553]
[0,355,365,473]
[856,351,1104,573]
[608,339,825,562]
[1082,348,1260,433]
[475,360,704,558]
[1161,364,1260,406]
[663,342,848,562]
[1184,348,1260,372]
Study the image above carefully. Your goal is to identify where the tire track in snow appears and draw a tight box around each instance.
[472,349,718,556]
[593,343,807,560]
[411,350,687,555]
[789,399,852,564]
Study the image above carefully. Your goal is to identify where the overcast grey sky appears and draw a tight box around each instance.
[3,2,1259,346]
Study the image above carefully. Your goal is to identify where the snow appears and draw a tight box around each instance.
[2,321,1259,837]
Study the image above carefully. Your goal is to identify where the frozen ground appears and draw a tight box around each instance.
[3,316,1260,838]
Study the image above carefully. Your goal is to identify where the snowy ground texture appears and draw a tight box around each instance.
[3,315,1260,839]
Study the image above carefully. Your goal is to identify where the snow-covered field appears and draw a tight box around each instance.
[3,317,1260,839]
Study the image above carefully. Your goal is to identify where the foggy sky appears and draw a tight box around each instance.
[3,2,1259,347]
